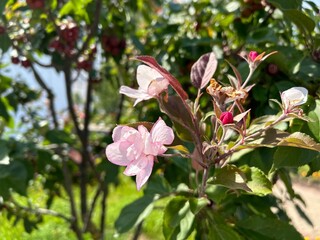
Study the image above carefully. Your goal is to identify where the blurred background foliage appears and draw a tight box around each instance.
[0,0,319,239]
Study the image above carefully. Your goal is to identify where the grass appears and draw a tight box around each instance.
[0,175,166,240]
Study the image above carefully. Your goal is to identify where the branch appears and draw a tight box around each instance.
[73,0,102,60]
[63,64,83,141]
[7,199,72,222]
[61,158,83,240]
[30,64,59,128]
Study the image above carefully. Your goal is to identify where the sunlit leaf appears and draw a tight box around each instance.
[207,164,251,192]
[240,166,272,196]
[163,196,195,240]
[115,195,157,234]
[190,52,218,89]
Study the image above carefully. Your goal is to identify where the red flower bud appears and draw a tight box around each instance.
[248,51,258,62]
[220,112,234,125]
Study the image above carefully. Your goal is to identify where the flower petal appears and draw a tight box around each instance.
[137,65,163,91]
[135,156,154,190]
[123,154,150,176]
[151,118,174,145]
[105,142,131,166]
[147,78,169,96]
[119,86,151,100]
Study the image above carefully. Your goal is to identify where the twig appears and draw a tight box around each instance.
[8,199,72,222]
[30,64,59,128]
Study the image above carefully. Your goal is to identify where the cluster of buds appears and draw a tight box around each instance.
[101,34,126,57]
[76,45,97,71]
[49,19,79,58]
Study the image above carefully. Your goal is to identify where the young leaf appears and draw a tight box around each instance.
[240,166,272,196]
[207,164,252,192]
[190,52,218,89]
[133,56,188,100]
[277,132,320,152]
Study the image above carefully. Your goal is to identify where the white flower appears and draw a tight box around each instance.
[119,65,169,106]
[281,87,308,113]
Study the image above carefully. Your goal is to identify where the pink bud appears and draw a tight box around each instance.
[248,51,259,62]
[220,112,234,125]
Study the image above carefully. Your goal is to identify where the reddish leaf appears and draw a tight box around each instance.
[133,56,188,100]
[190,52,218,89]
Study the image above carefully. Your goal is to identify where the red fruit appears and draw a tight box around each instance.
[220,112,234,125]
[101,34,126,56]
[11,56,20,64]
[77,57,92,71]
[21,57,31,68]
[267,63,278,75]
[26,0,45,9]
[0,26,6,34]
[60,22,79,43]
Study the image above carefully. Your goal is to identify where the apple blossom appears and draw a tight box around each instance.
[105,118,174,190]
[281,87,308,113]
[119,65,169,106]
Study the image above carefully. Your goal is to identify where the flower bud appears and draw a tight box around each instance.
[248,51,259,62]
[281,87,308,113]
[220,111,234,125]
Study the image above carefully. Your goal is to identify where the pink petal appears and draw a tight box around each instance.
[151,118,174,145]
[147,78,169,96]
[136,65,163,91]
[135,156,154,190]
[105,142,131,166]
[138,125,155,155]
[119,86,151,100]
[123,154,150,176]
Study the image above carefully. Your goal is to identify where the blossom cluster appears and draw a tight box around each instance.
[105,50,309,191]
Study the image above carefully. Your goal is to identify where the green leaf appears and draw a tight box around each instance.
[115,195,157,234]
[0,0,8,13]
[189,197,209,215]
[268,0,302,10]
[0,161,28,199]
[207,165,251,192]
[0,33,11,52]
[45,129,75,144]
[240,166,272,196]
[0,140,9,165]
[205,185,228,204]
[283,10,315,35]
[237,216,303,240]
[277,132,320,152]
[274,146,318,168]
[307,99,320,142]
[0,97,11,123]
[204,212,243,240]
[163,196,195,240]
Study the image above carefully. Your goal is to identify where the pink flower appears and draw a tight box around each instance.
[220,111,234,125]
[248,51,259,62]
[119,65,170,106]
[105,118,174,190]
